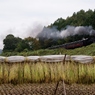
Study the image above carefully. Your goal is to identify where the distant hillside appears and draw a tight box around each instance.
[37,9,95,49]
[2,9,95,53]
[49,9,95,30]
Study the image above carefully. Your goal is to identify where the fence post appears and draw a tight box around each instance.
[54,54,66,95]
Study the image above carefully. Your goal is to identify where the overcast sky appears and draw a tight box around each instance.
[0,0,95,49]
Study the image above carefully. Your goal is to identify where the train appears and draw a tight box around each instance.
[48,37,95,49]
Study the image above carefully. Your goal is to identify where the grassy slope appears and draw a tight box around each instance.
[1,43,95,56]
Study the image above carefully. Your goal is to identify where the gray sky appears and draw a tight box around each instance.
[0,0,95,49]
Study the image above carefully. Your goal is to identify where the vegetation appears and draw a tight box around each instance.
[49,9,95,30]
[0,60,95,84]
[2,9,95,52]
[1,43,95,56]
[3,35,41,52]
[0,9,95,95]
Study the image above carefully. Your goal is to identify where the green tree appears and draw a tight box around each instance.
[91,10,95,29]
[15,39,30,52]
[24,37,41,50]
[3,34,20,52]
[49,9,95,29]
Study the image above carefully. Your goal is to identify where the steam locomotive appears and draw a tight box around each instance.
[48,37,95,49]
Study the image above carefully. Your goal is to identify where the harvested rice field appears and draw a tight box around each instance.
[0,82,95,95]
[0,55,95,95]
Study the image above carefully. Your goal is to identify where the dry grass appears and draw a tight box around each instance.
[0,61,95,84]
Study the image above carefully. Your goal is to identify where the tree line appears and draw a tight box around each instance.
[49,9,95,30]
[3,9,95,52]
[3,34,41,52]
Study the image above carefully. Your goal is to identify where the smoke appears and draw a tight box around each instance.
[1,24,95,49]
[25,24,44,38]
[36,26,61,39]
[0,23,44,49]
[37,26,95,39]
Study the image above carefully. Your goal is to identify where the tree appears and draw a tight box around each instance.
[3,34,41,52]
[49,9,95,29]
[24,37,41,50]
[3,34,19,52]
[15,39,30,52]
[91,10,95,29]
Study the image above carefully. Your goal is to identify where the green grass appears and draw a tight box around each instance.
[1,43,95,56]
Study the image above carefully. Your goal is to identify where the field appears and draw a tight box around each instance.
[0,60,95,94]
[0,83,95,95]
[0,60,95,84]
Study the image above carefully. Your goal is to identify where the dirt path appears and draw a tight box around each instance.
[0,82,95,95]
